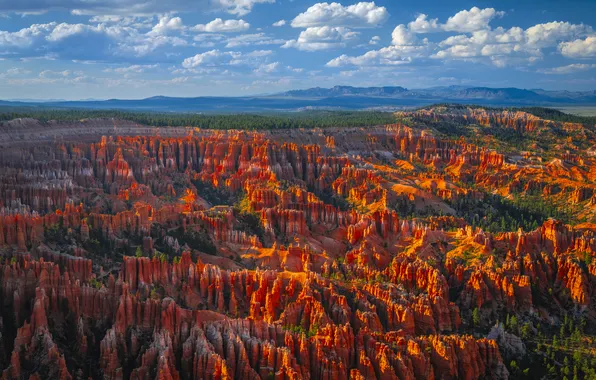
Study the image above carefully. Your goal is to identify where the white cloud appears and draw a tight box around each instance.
[0,0,274,16]
[182,49,271,68]
[443,7,504,33]
[329,6,588,69]
[326,45,427,67]
[369,35,380,45]
[192,33,225,47]
[245,77,293,89]
[1,69,90,86]
[16,10,48,16]
[0,20,189,60]
[408,14,440,34]
[225,33,286,48]
[104,64,159,73]
[325,8,594,68]
[88,15,155,29]
[148,15,183,36]
[169,66,218,75]
[0,1,594,93]
[283,26,358,51]
[0,67,32,78]
[182,50,239,68]
[46,23,97,41]
[170,76,189,83]
[0,22,56,48]
[89,15,126,23]
[192,18,250,33]
[539,63,596,74]
[432,22,591,65]
[214,0,275,16]
[7,67,31,75]
[559,36,596,58]
[526,22,592,48]
[254,61,280,73]
[39,69,84,78]
[291,2,389,28]
[7,74,91,85]
[392,25,420,46]
[247,49,273,56]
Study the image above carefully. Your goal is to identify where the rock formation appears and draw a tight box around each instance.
[0,106,594,379]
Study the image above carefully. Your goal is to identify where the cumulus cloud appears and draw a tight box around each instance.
[326,45,427,67]
[291,2,389,28]
[392,25,420,46]
[46,23,99,41]
[325,6,594,69]
[525,22,592,48]
[408,14,440,34]
[369,36,380,45]
[0,21,188,60]
[215,0,275,16]
[433,22,591,65]
[443,7,504,33]
[283,26,358,51]
[147,15,184,36]
[192,18,250,33]
[0,22,56,48]
[559,36,596,58]
[0,0,274,16]
[182,50,240,68]
[0,1,594,96]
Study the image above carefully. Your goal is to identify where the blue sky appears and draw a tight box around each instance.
[0,0,595,99]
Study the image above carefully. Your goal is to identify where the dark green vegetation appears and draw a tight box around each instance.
[449,192,573,233]
[234,203,266,246]
[313,188,350,212]
[167,227,217,255]
[192,179,237,205]
[411,104,596,126]
[380,189,572,233]
[502,315,596,380]
[43,222,68,246]
[0,107,396,130]
[193,180,267,246]
[515,107,596,125]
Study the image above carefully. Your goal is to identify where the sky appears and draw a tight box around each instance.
[0,0,595,100]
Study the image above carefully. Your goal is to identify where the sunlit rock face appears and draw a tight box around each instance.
[0,106,594,379]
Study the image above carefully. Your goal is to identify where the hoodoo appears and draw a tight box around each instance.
[0,104,594,379]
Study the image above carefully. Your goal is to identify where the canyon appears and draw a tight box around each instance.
[0,105,594,379]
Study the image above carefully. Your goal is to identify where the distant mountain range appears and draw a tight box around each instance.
[277,86,596,103]
[1,86,595,113]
